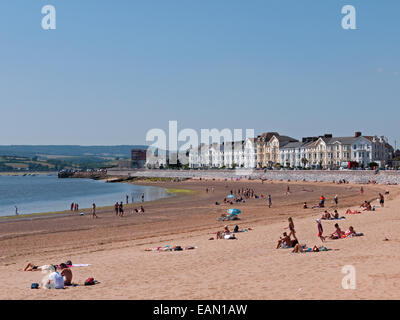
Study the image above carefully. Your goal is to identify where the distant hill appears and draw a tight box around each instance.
[0,145,149,159]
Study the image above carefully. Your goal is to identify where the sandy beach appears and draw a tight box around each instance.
[0,178,399,300]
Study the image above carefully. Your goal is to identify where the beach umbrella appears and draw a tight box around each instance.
[227,208,241,215]
[227,194,236,199]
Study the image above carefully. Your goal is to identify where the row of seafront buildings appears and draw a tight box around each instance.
[188,131,394,169]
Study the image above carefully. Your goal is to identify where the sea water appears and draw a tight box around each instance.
[0,174,170,217]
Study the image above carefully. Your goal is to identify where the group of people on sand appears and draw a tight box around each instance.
[70,202,79,211]
[114,201,146,216]
[276,211,363,253]
[311,195,326,209]
[321,210,345,220]
[24,261,73,289]
[114,201,124,217]
[231,188,257,199]
[214,224,250,240]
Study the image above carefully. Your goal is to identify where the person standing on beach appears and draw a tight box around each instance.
[316,219,325,242]
[92,203,98,219]
[114,202,119,216]
[126,194,129,204]
[379,193,385,207]
[286,185,291,196]
[267,195,272,208]
[70,203,74,211]
[119,201,124,217]
[286,217,297,242]
[333,195,338,206]
[15,206,18,216]
[142,193,145,202]
[360,187,364,195]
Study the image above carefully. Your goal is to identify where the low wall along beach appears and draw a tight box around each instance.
[107,169,400,184]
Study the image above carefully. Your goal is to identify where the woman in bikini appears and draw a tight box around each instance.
[286,217,298,242]
[329,223,344,239]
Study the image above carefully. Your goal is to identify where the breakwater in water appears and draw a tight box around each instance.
[106,169,400,185]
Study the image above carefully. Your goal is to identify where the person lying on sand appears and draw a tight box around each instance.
[292,244,328,253]
[346,209,361,214]
[23,263,51,272]
[303,202,308,209]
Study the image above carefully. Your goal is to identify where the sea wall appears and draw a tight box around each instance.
[106,169,400,185]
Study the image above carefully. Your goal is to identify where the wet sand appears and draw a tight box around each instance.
[0,179,398,299]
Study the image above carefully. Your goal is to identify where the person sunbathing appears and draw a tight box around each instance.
[23,263,48,271]
[58,263,73,286]
[346,209,361,214]
[362,202,372,211]
[321,210,332,220]
[332,210,345,219]
[345,226,356,237]
[276,232,291,249]
[224,225,231,235]
[360,201,368,209]
[303,202,308,209]
[329,223,344,239]
[292,244,325,253]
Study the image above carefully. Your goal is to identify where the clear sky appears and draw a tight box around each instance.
[0,0,399,148]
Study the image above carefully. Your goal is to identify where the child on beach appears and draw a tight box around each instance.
[316,219,325,242]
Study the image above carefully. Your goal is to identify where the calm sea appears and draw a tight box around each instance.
[0,175,170,217]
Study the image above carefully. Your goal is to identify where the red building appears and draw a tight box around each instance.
[131,149,147,168]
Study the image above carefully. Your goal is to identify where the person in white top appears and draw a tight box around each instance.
[46,267,65,289]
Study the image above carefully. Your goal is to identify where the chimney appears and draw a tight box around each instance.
[355,131,362,138]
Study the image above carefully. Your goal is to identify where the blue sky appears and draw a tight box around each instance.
[0,0,399,148]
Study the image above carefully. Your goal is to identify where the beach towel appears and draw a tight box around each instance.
[71,264,91,267]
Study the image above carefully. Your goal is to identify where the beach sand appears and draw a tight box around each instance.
[0,179,399,300]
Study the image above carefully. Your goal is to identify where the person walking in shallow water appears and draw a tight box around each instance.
[141,193,145,202]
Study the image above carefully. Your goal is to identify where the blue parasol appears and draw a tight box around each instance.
[227,208,241,215]
[227,194,236,199]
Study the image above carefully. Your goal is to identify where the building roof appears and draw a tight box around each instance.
[327,136,357,144]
